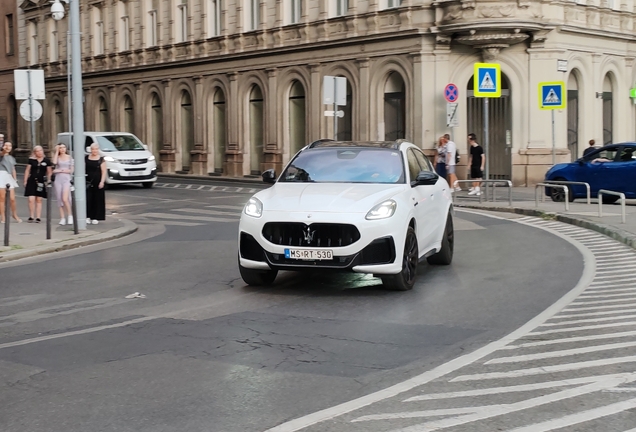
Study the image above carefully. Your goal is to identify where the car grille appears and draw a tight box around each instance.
[119,158,148,165]
[262,223,361,247]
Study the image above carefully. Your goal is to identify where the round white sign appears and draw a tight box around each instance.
[19,100,43,122]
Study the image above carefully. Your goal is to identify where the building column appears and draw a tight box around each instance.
[265,68,282,172]
[160,78,175,172]
[108,84,117,130]
[309,63,322,141]
[191,75,207,175]
[357,58,370,141]
[411,52,424,149]
[134,82,143,140]
[225,72,242,176]
[421,53,436,151]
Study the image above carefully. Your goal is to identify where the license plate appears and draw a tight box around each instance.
[284,248,333,260]
[126,171,145,176]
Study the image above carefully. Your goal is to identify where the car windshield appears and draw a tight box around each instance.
[96,135,145,152]
[280,148,405,184]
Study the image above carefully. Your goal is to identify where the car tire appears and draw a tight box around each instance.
[548,178,575,202]
[382,226,418,291]
[602,195,620,204]
[427,212,454,265]
[239,263,278,286]
[142,182,154,189]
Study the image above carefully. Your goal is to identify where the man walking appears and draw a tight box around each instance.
[467,133,485,196]
[583,139,597,157]
[444,133,460,192]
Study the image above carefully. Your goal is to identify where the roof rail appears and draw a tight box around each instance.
[308,139,335,148]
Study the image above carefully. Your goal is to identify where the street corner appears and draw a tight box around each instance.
[0,217,138,263]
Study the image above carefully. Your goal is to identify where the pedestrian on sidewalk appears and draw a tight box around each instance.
[467,133,485,196]
[23,145,52,223]
[583,139,597,157]
[0,141,21,223]
[444,134,460,192]
[85,143,107,225]
[52,143,74,226]
[434,136,448,179]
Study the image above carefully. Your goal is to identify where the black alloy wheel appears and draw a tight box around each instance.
[382,226,418,291]
[549,178,575,203]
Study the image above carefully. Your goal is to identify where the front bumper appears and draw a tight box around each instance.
[107,167,157,184]
[238,211,406,274]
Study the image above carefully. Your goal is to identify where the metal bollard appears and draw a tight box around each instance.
[70,182,78,234]
[46,182,52,240]
[4,184,9,247]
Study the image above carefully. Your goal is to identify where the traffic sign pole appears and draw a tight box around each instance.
[27,70,36,148]
[538,81,566,167]
[484,98,489,180]
[552,110,555,166]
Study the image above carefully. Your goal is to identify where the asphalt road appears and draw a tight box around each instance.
[0,179,586,432]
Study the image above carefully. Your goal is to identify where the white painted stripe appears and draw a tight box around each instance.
[139,212,236,222]
[579,292,636,299]
[236,187,243,192]
[595,266,636,274]
[584,287,636,295]
[352,405,497,421]
[570,297,636,306]
[540,313,636,326]
[204,204,245,210]
[404,375,624,401]
[556,308,636,319]
[208,186,217,191]
[588,282,636,290]
[263,209,597,432]
[506,398,636,432]
[249,188,257,193]
[173,208,239,217]
[172,184,180,188]
[486,340,636,364]
[623,428,636,432]
[196,185,205,190]
[527,321,636,336]
[504,330,636,350]
[391,377,636,432]
[563,302,636,312]
[590,275,635,281]
[185,184,192,189]
[452,357,636,382]
[595,254,636,260]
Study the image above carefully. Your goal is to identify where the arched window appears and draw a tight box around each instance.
[289,80,306,154]
[99,97,110,131]
[150,93,163,159]
[213,88,226,173]
[180,90,194,171]
[384,72,405,140]
[249,85,264,174]
[123,95,134,133]
[603,74,613,145]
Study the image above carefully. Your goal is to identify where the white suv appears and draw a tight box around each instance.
[238,139,454,291]
[57,132,157,188]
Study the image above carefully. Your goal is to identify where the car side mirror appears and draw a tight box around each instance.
[577,158,585,165]
[413,171,439,186]
[262,169,277,184]
[142,144,149,151]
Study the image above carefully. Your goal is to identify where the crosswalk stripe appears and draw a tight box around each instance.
[527,320,636,335]
[485,340,636,364]
[504,330,636,350]
[173,208,239,217]
[541,313,636,326]
[139,212,236,222]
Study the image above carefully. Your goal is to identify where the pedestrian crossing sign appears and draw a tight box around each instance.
[474,63,501,98]
[538,82,566,110]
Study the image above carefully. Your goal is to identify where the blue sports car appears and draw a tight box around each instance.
[545,142,636,203]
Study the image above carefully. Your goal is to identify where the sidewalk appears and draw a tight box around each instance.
[0,194,136,263]
[452,186,636,249]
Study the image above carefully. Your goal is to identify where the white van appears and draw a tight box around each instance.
[56,132,158,188]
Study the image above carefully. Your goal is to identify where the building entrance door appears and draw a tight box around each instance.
[467,75,512,180]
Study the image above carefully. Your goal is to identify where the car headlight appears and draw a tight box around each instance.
[366,200,397,220]
[104,156,117,162]
[244,197,263,218]
[148,155,156,161]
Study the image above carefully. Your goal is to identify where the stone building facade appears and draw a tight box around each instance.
[13,0,636,184]
[1,0,19,145]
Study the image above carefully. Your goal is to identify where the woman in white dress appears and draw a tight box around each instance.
[0,141,22,223]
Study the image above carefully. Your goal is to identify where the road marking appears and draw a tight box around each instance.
[503,330,636,350]
[556,307,636,318]
[111,202,149,208]
[562,302,636,312]
[352,405,496,421]
[138,212,236,223]
[541,313,636,326]
[527,320,636,335]
[485,340,636,364]
[506,398,636,432]
[452,357,636,381]
[580,292,636,299]
[571,297,636,306]
[585,287,636,295]
[263,211,596,432]
[173,208,239,217]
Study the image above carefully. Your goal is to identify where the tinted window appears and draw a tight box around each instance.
[585,146,619,162]
[413,148,433,172]
[407,150,421,184]
[617,146,636,162]
[280,148,405,184]
[96,135,145,152]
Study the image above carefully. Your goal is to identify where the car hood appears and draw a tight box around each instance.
[256,183,407,213]
[545,162,572,178]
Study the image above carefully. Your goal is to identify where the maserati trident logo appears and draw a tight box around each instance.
[303,226,316,244]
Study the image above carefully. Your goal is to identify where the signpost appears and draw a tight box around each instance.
[473,63,501,180]
[444,83,459,129]
[323,76,347,141]
[14,69,45,148]
[539,81,566,166]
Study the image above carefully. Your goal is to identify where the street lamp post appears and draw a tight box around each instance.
[52,0,86,230]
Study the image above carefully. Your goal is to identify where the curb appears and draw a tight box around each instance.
[0,218,138,263]
[455,203,636,250]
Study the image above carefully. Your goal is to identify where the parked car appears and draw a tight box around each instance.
[545,142,636,203]
[237,139,454,291]
[57,132,157,188]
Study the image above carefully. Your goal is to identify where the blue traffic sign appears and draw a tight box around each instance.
[444,83,458,103]
[538,81,566,110]
[474,63,501,98]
